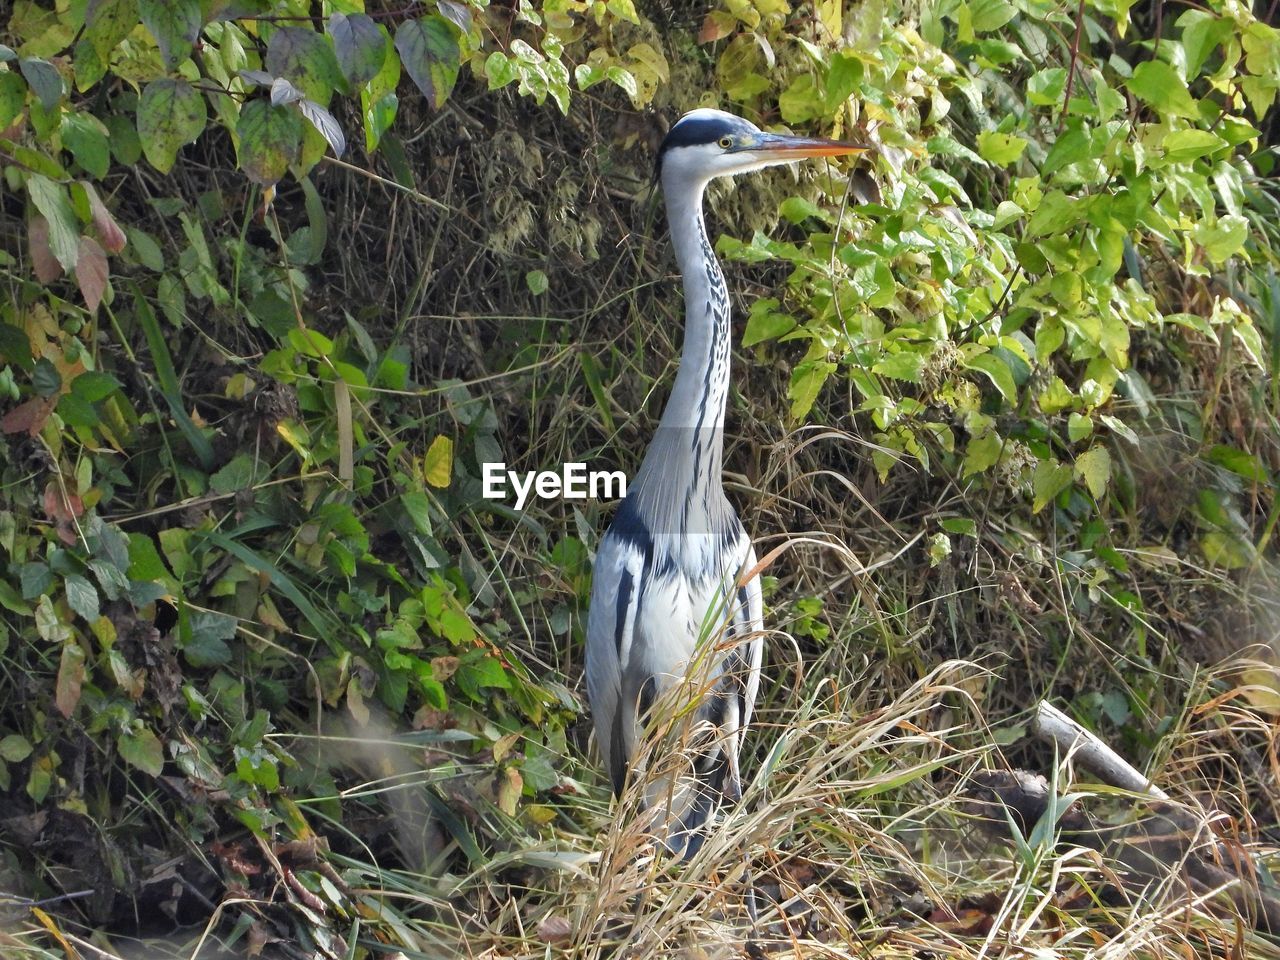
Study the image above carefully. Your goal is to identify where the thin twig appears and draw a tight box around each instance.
[1059,0,1087,131]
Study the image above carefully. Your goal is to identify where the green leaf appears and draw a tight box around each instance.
[789,359,835,419]
[235,99,303,185]
[1200,531,1253,569]
[137,78,207,174]
[86,0,139,61]
[118,727,165,776]
[743,299,795,347]
[401,492,433,536]
[1067,412,1094,442]
[138,0,201,69]
[1074,446,1111,499]
[874,351,925,383]
[779,196,825,223]
[1127,60,1199,118]
[1026,67,1066,106]
[430,0,468,34]
[520,751,558,792]
[977,130,1027,166]
[328,12,386,87]
[20,562,52,599]
[0,734,33,762]
[968,0,1016,32]
[1038,376,1073,413]
[61,112,111,179]
[0,71,26,128]
[65,573,100,622]
[266,26,342,105]
[1179,10,1235,78]
[1193,214,1248,264]
[69,371,119,404]
[297,98,345,158]
[106,113,142,165]
[19,58,62,109]
[1162,129,1226,163]
[1206,444,1269,483]
[1041,128,1089,175]
[58,390,99,429]
[525,269,548,295]
[127,533,171,581]
[33,357,62,397]
[963,430,1002,477]
[940,517,978,537]
[456,655,510,699]
[993,200,1024,230]
[395,16,460,110]
[486,51,517,89]
[825,52,861,106]
[964,352,1017,403]
[73,35,108,92]
[1026,190,1075,238]
[126,227,164,271]
[779,74,820,124]
[183,610,235,667]
[1101,414,1139,445]
[210,453,256,493]
[287,327,333,357]
[1032,459,1073,512]
[26,175,80,272]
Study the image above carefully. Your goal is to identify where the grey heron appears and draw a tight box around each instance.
[585,109,864,858]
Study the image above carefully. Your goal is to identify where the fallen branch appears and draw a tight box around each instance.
[963,700,1280,935]
[1030,700,1169,800]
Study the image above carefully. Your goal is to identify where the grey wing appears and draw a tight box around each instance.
[584,529,645,797]
[716,535,764,802]
[734,538,765,732]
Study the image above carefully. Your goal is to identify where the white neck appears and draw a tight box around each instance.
[655,172,732,439]
[625,170,737,538]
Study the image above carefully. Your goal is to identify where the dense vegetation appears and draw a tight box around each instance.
[0,0,1277,955]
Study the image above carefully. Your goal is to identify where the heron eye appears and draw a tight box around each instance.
[718,136,733,149]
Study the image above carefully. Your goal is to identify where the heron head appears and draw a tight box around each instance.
[655,108,864,186]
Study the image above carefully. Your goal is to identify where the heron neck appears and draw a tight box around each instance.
[625,173,736,537]
[656,176,731,442]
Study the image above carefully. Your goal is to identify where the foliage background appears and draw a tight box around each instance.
[0,0,1278,955]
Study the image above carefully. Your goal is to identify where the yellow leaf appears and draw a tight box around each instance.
[1074,446,1111,500]
[276,419,311,460]
[424,434,453,488]
[497,766,523,816]
[31,907,79,959]
[225,372,256,399]
[493,731,520,763]
[1239,668,1280,716]
[526,803,558,825]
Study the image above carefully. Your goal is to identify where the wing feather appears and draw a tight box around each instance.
[585,530,644,798]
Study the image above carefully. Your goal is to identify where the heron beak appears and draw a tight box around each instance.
[746,132,867,159]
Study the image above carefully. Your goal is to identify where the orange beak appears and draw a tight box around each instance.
[745,132,867,158]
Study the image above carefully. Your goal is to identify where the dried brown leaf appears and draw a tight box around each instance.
[1,396,56,436]
[55,641,86,717]
[29,215,62,283]
[75,235,108,312]
[84,182,127,253]
[537,915,572,943]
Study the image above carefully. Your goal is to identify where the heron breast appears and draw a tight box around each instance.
[632,563,741,688]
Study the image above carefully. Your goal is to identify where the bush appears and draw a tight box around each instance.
[0,0,1276,954]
